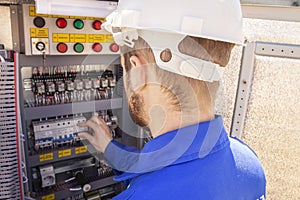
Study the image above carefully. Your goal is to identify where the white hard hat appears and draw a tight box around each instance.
[103,0,244,82]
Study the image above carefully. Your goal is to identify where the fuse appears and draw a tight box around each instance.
[56,81,65,92]
[38,66,44,76]
[108,76,116,87]
[75,79,83,91]
[83,78,92,90]
[100,78,109,88]
[46,81,56,93]
[32,67,38,76]
[92,78,100,89]
[66,80,75,91]
[36,82,45,94]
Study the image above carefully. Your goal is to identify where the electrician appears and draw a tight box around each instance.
[79,0,266,199]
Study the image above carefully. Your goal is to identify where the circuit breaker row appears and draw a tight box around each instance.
[32,111,118,151]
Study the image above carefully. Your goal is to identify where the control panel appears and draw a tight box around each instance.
[22,4,120,55]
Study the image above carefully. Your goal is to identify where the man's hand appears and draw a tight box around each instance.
[78,116,113,153]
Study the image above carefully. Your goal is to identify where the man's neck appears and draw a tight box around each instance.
[148,108,214,138]
[143,84,214,138]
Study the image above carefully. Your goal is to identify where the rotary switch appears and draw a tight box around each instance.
[36,42,46,52]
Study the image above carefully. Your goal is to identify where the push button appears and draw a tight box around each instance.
[73,19,84,30]
[56,18,67,29]
[92,43,102,52]
[74,43,84,53]
[110,43,119,52]
[92,20,102,30]
[57,43,68,53]
[33,17,45,28]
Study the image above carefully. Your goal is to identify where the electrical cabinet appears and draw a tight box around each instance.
[18,54,125,200]
[2,3,137,200]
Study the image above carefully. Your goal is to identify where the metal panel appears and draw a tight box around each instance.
[23,98,123,120]
[0,0,33,4]
[19,54,120,67]
[0,6,13,50]
[10,5,23,53]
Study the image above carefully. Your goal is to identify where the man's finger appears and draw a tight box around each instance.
[90,115,101,125]
[96,117,112,133]
[78,120,99,131]
[78,132,94,144]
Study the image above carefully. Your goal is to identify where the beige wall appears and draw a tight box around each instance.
[222,18,300,199]
[0,6,13,50]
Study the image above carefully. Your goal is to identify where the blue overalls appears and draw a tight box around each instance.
[104,116,266,200]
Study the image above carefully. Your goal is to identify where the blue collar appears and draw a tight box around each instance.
[114,115,229,182]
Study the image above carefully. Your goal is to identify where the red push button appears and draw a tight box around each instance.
[56,18,67,29]
[92,20,102,30]
[57,43,68,53]
[92,43,103,52]
[110,43,119,52]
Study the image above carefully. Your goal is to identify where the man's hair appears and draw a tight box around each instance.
[120,35,234,115]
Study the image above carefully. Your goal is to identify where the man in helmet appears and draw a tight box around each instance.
[79,0,266,199]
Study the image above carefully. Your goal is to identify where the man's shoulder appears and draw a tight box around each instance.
[229,136,263,167]
[228,136,266,185]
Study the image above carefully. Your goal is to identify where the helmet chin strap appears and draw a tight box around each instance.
[108,27,224,82]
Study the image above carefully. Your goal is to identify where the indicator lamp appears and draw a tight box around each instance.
[74,19,84,30]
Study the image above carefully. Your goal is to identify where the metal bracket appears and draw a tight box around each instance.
[255,41,300,59]
[231,42,256,139]
[231,41,300,139]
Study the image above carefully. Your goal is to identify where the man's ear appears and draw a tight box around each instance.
[128,55,147,91]
[129,55,143,68]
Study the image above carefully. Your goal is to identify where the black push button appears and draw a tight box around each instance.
[33,17,46,28]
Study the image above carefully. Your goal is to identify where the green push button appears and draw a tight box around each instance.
[73,19,84,29]
[74,43,84,53]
